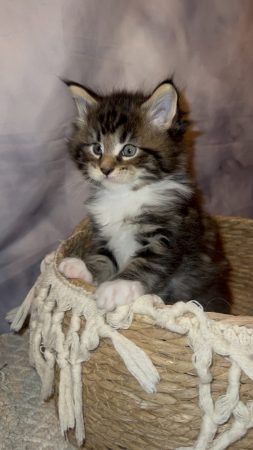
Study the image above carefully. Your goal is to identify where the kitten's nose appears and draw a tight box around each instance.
[100,166,113,176]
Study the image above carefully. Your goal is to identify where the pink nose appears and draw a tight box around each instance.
[100,166,113,176]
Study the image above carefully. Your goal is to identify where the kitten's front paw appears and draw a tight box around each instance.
[58,257,93,284]
[96,279,144,312]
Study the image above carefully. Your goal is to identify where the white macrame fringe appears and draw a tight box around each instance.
[8,252,253,450]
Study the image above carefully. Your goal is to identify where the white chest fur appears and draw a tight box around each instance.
[88,186,145,269]
[88,180,190,270]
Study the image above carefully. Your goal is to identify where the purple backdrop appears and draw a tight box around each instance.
[0,0,253,332]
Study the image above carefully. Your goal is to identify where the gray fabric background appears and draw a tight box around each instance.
[1,0,253,332]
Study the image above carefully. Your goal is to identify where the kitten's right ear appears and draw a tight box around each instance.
[68,83,98,119]
[142,82,178,130]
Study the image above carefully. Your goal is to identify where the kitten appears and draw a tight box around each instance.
[59,80,230,313]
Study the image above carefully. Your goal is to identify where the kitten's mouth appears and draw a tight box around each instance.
[88,168,137,187]
[88,171,128,186]
[102,174,130,185]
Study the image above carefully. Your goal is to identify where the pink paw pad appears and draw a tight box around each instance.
[96,279,144,312]
[58,257,93,284]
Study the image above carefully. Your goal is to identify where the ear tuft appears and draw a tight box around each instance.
[68,83,98,118]
[142,82,178,130]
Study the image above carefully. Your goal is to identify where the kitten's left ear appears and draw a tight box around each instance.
[142,82,178,130]
[68,83,98,118]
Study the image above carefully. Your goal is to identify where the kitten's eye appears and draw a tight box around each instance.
[91,143,103,157]
[121,144,137,158]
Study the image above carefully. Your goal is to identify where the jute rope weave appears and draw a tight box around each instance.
[8,216,253,450]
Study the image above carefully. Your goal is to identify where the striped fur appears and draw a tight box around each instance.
[68,81,230,313]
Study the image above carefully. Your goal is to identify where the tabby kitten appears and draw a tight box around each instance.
[59,80,230,313]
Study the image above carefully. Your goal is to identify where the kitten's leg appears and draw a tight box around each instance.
[85,254,117,284]
[96,240,170,311]
[59,253,117,286]
[59,257,93,284]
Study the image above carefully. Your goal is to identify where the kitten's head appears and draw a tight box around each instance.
[68,80,188,189]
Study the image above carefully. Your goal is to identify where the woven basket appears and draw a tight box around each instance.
[54,216,253,450]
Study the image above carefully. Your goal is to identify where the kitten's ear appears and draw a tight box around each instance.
[68,83,98,118]
[142,82,178,130]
